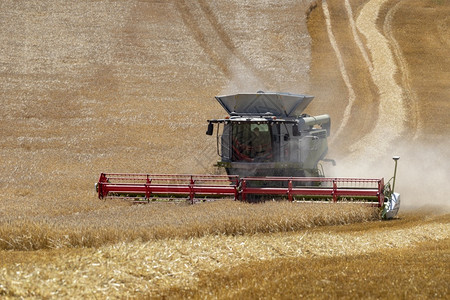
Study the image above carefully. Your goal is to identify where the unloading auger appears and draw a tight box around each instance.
[96,92,401,219]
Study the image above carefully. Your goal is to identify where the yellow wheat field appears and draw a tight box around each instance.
[1,211,448,298]
[1,0,449,298]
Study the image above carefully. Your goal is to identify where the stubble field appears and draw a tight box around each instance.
[1,0,449,298]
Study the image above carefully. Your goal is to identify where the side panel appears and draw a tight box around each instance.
[220,123,232,162]
[299,129,328,170]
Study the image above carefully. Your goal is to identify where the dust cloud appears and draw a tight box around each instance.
[325,137,450,212]
[220,57,266,95]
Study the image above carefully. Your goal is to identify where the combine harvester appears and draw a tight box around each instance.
[96,92,400,219]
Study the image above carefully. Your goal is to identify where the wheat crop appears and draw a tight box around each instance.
[1,216,448,298]
[0,201,379,251]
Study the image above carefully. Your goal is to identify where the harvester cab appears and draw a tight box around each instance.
[206,91,331,178]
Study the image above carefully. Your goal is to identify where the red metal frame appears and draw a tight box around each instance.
[240,177,384,207]
[97,174,385,207]
[97,173,240,204]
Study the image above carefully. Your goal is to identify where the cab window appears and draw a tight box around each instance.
[231,123,272,161]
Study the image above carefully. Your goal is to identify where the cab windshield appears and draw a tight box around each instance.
[232,123,272,162]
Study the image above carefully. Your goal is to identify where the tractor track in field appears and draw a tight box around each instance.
[321,0,356,144]
[383,0,421,139]
[437,17,450,49]
[350,0,407,160]
[344,0,373,72]
[175,0,266,90]
[321,0,407,163]
[195,0,269,87]
[175,0,233,79]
